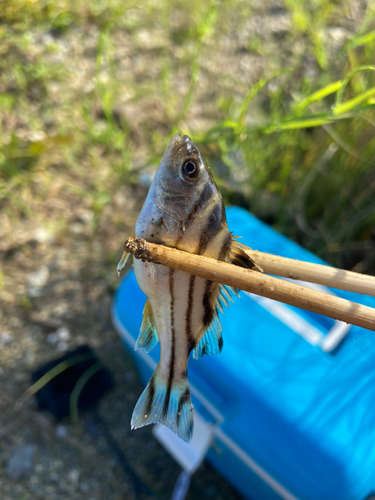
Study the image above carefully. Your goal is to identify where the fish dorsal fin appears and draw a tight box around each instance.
[230,239,263,272]
[117,231,135,277]
[135,299,159,353]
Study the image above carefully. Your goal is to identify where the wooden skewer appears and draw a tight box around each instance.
[244,249,375,297]
[124,237,375,332]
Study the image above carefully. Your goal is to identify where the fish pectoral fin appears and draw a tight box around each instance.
[117,232,135,277]
[117,250,130,277]
[131,371,193,443]
[193,314,223,360]
[136,299,159,353]
[230,239,263,272]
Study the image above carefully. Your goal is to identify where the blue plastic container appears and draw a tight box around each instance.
[112,207,375,500]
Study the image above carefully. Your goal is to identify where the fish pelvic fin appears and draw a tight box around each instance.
[230,239,263,273]
[117,232,135,277]
[135,299,159,353]
[131,371,193,443]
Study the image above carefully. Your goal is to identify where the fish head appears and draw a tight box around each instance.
[135,134,227,247]
[153,134,221,224]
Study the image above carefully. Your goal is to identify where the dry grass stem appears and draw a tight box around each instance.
[124,237,375,332]
[244,249,375,296]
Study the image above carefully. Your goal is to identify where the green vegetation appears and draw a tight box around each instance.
[1,0,374,273]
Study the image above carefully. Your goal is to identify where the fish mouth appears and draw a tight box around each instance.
[165,133,189,153]
[162,134,200,165]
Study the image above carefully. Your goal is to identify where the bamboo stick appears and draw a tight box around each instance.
[124,237,375,332]
[243,249,375,297]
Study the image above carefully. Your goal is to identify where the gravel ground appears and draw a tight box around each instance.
[0,1,370,498]
[0,180,246,500]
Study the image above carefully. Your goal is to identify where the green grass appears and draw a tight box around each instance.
[0,0,374,273]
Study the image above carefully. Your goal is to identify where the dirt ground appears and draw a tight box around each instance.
[0,4,286,499]
[0,178,249,500]
[0,1,373,499]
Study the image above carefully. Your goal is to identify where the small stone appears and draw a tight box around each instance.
[24,351,35,364]
[6,444,37,480]
[28,130,46,142]
[68,468,80,483]
[56,341,68,352]
[49,472,59,483]
[14,371,28,382]
[80,481,91,492]
[77,209,94,225]
[56,327,70,341]
[55,425,67,438]
[59,480,68,492]
[0,332,11,344]
[47,333,58,344]
[48,326,70,345]
[9,317,21,328]
[34,227,54,244]
[27,266,49,297]
[70,222,84,234]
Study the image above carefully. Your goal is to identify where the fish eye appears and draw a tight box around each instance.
[182,159,200,180]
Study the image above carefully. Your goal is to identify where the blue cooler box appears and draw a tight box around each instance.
[112,207,375,500]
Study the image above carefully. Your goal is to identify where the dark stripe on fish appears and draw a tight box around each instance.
[198,221,231,329]
[143,374,155,417]
[183,181,214,229]
[218,335,224,351]
[206,197,226,229]
[202,280,215,327]
[220,199,227,225]
[219,232,232,261]
[197,182,214,212]
[198,202,225,255]
[163,268,176,418]
[176,386,190,428]
[191,215,222,351]
[185,274,196,353]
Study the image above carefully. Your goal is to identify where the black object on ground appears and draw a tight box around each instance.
[31,345,114,420]
[31,345,158,500]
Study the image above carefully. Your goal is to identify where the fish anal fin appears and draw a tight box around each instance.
[220,285,234,304]
[131,371,193,443]
[136,299,159,353]
[230,239,263,272]
[194,282,240,360]
[193,313,223,360]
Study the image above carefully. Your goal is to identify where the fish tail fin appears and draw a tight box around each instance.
[131,370,193,442]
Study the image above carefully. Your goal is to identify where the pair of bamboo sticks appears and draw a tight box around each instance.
[123,237,375,332]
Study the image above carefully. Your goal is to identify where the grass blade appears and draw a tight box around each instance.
[295,81,342,114]
[333,87,375,115]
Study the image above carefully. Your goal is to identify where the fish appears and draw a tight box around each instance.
[117,134,259,442]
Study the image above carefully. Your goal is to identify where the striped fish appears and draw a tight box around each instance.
[118,134,258,442]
